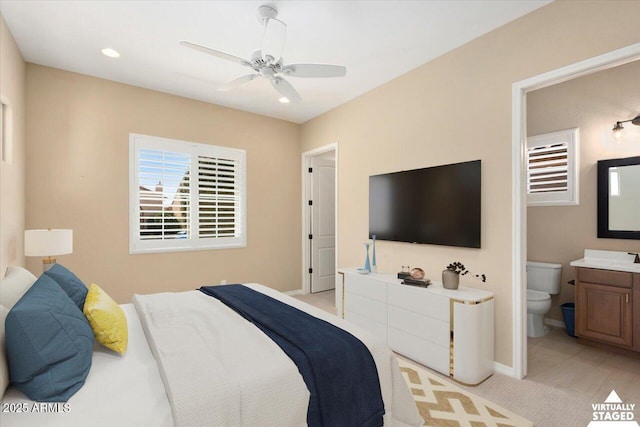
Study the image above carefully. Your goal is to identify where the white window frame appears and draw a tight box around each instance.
[129,133,247,254]
[527,128,579,206]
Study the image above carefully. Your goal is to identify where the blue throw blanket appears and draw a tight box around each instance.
[199,285,385,427]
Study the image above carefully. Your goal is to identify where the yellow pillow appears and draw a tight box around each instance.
[83,283,128,355]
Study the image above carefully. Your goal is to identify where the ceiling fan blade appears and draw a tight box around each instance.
[270,76,301,103]
[262,18,286,63]
[217,74,259,92]
[282,64,347,78]
[180,41,250,67]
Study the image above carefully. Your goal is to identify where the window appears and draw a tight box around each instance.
[527,128,579,206]
[609,168,620,197]
[129,133,246,254]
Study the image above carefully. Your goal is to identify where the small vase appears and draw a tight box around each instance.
[442,270,460,290]
[364,243,371,272]
[371,235,377,273]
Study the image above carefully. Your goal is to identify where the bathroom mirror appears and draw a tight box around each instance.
[597,156,640,240]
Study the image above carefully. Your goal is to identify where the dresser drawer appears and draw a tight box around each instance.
[388,283,449,322]
[345,273,387,302]
[388,327,450,375]
[344,292,387,324]
[388,306,449,347]
[344,311,387,342]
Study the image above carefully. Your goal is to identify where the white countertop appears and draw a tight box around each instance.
[570,249,640,273]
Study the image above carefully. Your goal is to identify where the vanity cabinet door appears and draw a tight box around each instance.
[576,281,633,347]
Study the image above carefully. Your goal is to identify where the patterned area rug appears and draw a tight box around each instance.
[398,359,534,427]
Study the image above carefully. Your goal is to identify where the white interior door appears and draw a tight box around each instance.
[310,157,336,293]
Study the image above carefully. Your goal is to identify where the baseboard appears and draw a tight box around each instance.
[493,361,515,378]
[284,289,303,296]
[544,318,565,328]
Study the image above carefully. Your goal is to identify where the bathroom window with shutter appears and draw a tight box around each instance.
[526,128,579,206]
[129,133,246,254]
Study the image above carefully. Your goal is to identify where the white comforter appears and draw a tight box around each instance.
[133,284,421,427]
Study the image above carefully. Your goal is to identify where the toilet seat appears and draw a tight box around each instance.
[527,289,550,301]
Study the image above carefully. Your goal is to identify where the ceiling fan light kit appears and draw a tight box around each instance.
[181,4,347,104]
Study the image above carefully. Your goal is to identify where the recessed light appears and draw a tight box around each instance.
[278,97,290,104]
[101,48,120,58]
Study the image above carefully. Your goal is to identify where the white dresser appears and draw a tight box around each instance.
[339,268,494,385]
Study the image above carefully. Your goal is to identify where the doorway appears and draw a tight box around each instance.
[302,144,338,294]
[511,42,640,379]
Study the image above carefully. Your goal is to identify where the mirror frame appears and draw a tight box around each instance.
[597,155,640,240]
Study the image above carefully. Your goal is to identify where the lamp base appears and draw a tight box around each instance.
[42,256,57,272]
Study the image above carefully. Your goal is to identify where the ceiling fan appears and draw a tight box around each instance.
[180,4,347,103]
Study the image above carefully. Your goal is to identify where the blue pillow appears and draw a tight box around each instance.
[44,263,88,310]
[5,274,94,402]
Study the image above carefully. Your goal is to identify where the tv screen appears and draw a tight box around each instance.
[369,160,481,248]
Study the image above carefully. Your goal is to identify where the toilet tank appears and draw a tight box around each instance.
[526,261,562,294]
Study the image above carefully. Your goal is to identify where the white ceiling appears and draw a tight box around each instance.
[0,1,551,124]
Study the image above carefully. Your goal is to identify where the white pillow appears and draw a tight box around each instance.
[1,266,37,310]
[0,266,37,397]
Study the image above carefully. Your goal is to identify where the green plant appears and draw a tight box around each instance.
[446,262,486,282]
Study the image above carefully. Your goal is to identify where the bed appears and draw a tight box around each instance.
[0,266,422,427]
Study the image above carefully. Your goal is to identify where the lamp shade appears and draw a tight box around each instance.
[24,229,73,257]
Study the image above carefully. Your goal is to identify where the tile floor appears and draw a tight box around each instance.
[527,325,640,405]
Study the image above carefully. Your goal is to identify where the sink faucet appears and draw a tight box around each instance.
[629,252,640,264]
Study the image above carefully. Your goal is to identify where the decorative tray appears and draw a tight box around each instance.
[402,278,431,288]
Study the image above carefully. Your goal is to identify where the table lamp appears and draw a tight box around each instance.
[24,229,73,271]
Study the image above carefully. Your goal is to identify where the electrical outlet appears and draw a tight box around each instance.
[220,279,227,285]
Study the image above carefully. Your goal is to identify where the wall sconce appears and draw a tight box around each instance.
[612,113,640,141]
[25,229,73,271]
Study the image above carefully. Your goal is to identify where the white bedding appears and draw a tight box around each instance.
[1,284,421,427]
[134,284,421,427]
[0,304,173,427]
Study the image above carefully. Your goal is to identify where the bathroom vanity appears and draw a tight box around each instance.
[571,250,640,354]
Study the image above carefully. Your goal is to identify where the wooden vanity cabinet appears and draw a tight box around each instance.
[575,267,639,353]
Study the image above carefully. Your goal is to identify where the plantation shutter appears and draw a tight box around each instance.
[527,143,568,194]
[197,155,241,239]
[526,128,579,206]
[130,134,246,254]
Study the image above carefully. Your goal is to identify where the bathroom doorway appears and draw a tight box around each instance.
[512,43,640,379]
[523,60,640,388]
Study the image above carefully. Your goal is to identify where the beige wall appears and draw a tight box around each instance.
[300,1,640,367]
[527,60,640,323]
[0,15,26,275]
[26,65,301,303]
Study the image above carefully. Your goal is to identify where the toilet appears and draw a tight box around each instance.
[526,261,562,338]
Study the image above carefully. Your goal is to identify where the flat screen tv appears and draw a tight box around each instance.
[369,160,481,248]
